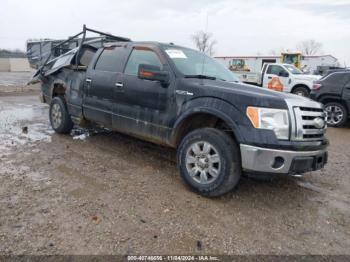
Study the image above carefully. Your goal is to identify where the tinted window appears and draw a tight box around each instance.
[95,46,124,72]
[124,48,162,75]
[322,72,349,86]
[267,65,287,76]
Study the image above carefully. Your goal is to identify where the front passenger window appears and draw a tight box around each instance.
[124,48,162,75]
[267,65,287,76]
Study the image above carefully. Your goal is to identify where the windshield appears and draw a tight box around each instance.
[163,47,239,82]
[284,64,303,75]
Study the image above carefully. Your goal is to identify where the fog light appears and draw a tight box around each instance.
[272,156,285,169]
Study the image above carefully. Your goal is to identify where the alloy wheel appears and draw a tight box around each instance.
[51,103,62,129]
[185,141,221,185]
[325,105,344,125]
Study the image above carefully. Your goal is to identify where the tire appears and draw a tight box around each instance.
[324,102,348,127]
[177,128,241,197]
[292,86,310,97]
[49,96,74,134]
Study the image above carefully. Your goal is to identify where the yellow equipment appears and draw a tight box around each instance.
[229,58,250,72]
[281,52,302,69]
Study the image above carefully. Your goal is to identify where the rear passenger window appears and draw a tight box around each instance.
[124,48,162,75]
[95,46,124,72]
[323,73,349,86]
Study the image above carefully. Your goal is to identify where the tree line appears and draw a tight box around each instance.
[0,49,26,58]
[191,31,323,57]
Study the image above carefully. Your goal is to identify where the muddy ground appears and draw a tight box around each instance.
[0,85,349,255]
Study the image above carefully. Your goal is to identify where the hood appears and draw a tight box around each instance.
[188,79,313,110]
[210,80,299,100]
[294,74,321,81]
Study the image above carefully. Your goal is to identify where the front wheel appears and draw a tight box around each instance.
[292,86,310,97]
[49,96,74,134]
[177,128,241,197]
[325,102,348,127]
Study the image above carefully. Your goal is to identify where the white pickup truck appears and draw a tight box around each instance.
[239,63,321,97]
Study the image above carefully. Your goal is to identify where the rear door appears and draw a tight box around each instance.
[341,73,350,109]
[83,45,127,126]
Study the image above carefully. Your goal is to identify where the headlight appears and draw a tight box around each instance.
[246,107,290,140]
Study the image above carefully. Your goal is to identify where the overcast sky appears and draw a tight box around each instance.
[1,0,349,65]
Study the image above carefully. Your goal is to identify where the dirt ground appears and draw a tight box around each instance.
[0,86,349,255]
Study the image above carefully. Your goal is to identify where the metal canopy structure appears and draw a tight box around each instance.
[27,25,130,71]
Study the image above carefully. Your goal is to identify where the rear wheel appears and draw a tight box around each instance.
[325,102,348,127]
[177,128,241,197]
[49,96,74,134]
[292,86,310,97]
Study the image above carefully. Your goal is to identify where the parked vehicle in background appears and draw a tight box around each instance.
[215,53,338,77]
[31,26,328,197]
[281,52,303,69]
[218,62,320,97]
[260,63,321,96]
[314,66,346,76]
[311,70,350,127]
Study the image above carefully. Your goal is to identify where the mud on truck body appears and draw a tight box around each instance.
[32,26,329,197]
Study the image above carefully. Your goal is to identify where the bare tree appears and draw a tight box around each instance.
[296,40,323,55]
[191,31,217,56]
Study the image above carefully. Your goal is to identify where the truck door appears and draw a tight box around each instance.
[83,45,126,126]
[341,74,350,110]
[112,45,173,143]
[263,65,290,92]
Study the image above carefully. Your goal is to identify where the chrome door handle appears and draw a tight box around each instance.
[115,82,123,87]
[86,78,92,83]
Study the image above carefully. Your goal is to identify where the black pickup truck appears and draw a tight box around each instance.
[33,29,329,197]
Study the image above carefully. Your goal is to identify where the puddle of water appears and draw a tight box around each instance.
[0,104,52,152]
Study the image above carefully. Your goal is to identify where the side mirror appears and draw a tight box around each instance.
[279,71,289,77]
[138,64,169,86]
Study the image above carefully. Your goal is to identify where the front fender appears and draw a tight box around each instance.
[318,94,342,104]
[171,97,245,144]
[291,80,312,91]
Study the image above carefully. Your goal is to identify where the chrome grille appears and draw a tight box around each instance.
[285,98,327,141]
[293,106,326,141]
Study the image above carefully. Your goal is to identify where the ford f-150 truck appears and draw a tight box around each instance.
[32,27,328,197]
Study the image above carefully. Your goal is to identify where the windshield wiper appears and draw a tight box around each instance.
[184,74,216,80]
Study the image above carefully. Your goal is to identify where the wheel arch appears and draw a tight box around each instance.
[291,83,310,94]
[171,98,244,147]
[320,96,349,115]
[51,80,69,99]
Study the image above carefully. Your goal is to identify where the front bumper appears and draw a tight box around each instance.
[240,144,328,174]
